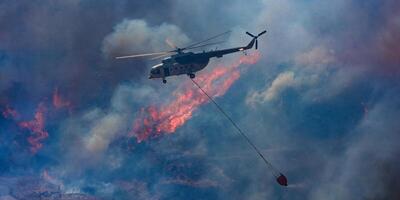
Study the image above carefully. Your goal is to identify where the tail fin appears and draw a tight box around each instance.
[245,30,267,50]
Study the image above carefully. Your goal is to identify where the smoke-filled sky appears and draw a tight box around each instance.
[1,0,400,199]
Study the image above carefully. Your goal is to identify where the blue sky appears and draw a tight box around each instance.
[1,0,400,199]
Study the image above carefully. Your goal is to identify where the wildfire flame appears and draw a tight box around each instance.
[2,88,71,154]
[19,103,49,154]
[2,105,19,119]
[53,87,71,110]
[131,52,261,142]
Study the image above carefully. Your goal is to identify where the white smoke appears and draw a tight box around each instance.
[246,71,296,104]
[102,19,190,57]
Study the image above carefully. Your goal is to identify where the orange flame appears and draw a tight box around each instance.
[131,52,261,142]
[19,103,49,154]
[53,87,71,110]
[2,105,19,119]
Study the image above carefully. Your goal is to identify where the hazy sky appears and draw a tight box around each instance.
[1,0,399,199]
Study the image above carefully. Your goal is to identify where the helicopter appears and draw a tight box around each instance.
[116,30,266,83]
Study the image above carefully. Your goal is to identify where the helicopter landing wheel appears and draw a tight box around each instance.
[163,79,167,84]
[189,73,195,79]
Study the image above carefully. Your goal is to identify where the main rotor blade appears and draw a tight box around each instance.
[246,32,255,37]
[150,53,174,60]
[115,51,170,59]
[184,30,231,50]
[185,41,226,51]
[258,30,267,37]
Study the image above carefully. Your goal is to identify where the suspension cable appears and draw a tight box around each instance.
[190,78,282,178]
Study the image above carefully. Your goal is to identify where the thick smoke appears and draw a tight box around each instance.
[102,19,190,57]
[1,0,400,199]
[247,71,295,104]
[310,91,400,200]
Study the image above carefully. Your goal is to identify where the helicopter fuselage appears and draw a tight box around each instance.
[149,52,210,80]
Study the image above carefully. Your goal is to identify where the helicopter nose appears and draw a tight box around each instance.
[149,72,155,79]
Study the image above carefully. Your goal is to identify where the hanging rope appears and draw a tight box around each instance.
[190,78,288,186]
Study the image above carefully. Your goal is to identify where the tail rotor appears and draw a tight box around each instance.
[246,30,267,50]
